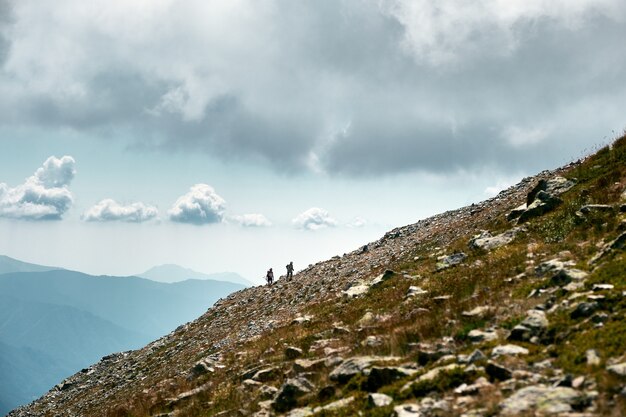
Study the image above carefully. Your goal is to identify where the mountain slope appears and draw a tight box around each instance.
[138,263,253,286]
[8,135,626,417]
[0,255,60,275]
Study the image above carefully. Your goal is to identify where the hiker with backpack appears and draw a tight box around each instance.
[266,268,274,286]
[286,261,294,280]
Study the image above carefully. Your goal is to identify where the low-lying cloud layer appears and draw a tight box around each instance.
[168,184,226,225]
[292,207,337,231]
[0,1,624,176]
[82,199,158,223]
[0,155,75,220]
[231,213,272,228]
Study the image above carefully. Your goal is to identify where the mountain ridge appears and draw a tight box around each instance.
[7,136,626,416]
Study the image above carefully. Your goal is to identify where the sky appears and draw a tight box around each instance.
[0,0,625,283]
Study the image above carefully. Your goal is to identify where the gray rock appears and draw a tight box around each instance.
[607,362,626,376]
[461,306,492,319]
[586,349,601,366]
[436,252,467,271]
[509,309,548,342]
[550,268,588,286]
[406,286,428,297]
[272,377,315,412]
[491,344,529,358]
[394,403,421,416]
[469,228,520,251]
[293,358,326,373]
[259,385,278,399]
[285,346,303,360]
[329,356,400,384]
[468,329,498,343]
[342,282,370,298]
[579,204,615,214]
[253,367,278,382]
[369,392,393,407]
[365,366,418,391]
[571,302,599,319]
[500,385,588,415]
[518,191,562,223]
[485,361,512,381]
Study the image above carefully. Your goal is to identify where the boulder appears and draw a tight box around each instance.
[550,268,588,286]
[586,350,601,366]
[272,377,315,412]
[342,282,370,298]
[508,309,548,342]
[500,385,588,415]
[394,403,421,416]
[468,329,498,343]
[285,346,303,360]
[406,286,428,298]
[461,306,492,319]
[329,356,400,384]
[365,366,418,391]
[485,361,512,381]
[469,229,520,251]
[571,302,599,319]
[436,252,467,271]
[607,362,626,376]
[491,344,529,358]
[252,367,278,382]
[293,358,327,373]
[369,393,393,407]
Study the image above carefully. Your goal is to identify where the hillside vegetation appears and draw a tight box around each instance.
[8,135,626,417]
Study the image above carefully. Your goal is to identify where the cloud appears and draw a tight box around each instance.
[0,1,625,176]
[292,207,337,230]
[231,213,272,228]
[168,184,226,225]
[347,216,367,228]
[82,199,158,223]
[0,155,75,220]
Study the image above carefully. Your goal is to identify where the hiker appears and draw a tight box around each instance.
[286,261,294,280]
[266,268,274,286]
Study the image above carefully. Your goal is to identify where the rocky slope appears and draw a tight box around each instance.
[8,136,626,417]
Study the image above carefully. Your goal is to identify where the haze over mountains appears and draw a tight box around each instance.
[138,263,253,286]
[0,256,247,416]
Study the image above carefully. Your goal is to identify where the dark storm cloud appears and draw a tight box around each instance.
[0,0,625,176]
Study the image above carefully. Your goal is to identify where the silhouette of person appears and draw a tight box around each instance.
[266,268,274,286]
[286,262,294,280]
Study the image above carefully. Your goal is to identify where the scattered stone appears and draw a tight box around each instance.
[518,190,563,224]
[415,364,463,384]
[329,356,400,384]
[607,362,626,377]
[461,306,492,319]
[436,252,467,271]
[571,302,599,319]
[491,344,529,358]
[189,358,215,378]
[293,358,326,373]
[371,270,396,287]
[292,315,313,325]
[486,361,513,381]
[369,392,393,407]
[272,377,315,412]
[579,204,615,214]
[469,228,521,251]
[285,346,304,360]
[592,283,614,291]
[586,350,601,366]
[259,385,278,399]
[508,309,548,342]
[394,403,421,416]
[571,376,585,389]
[406,286,428,297]
[500,385,588,415]
[362,335,383,347]
[365,366,418,391]
[454,377,491,396]
[358,311,376,325]
[468,329,498,343]
[342,282,370,298]
[550,268,589,287]
[252,367,278,382]
[458,349,487,364]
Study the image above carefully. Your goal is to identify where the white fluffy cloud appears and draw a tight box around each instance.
[347,216,367,228]
[0,155,75,220]
[168,184,226,225]
[82,199,158,223]
[292,207,337,231]
[231,213,272,228]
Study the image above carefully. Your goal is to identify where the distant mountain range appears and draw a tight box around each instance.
[0,256,246,416]
[137,263,253,286]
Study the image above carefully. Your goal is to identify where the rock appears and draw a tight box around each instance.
[394,403,421,416]
[189,359,215,378]
[518,190,563,223]
[592,283,614,291]
[342,282,370,298]
[571,302,599,319]
[436,252,467,271]
[362,335,383,347]
[272,377,315,412]
[500,385,588,415]
[292,315,313,325]
[571,376,585,389]
[586,349,601,366]
[317,385,335,401]
[315,397,354,412]
[293,358,327,373]
[406,286,428,297]
[415,364,463,384]
[458,349,487,364]
[508,310,548,342]
[329,356,400,384]
[461,306,492,319]
[252,367,278,382]
[358,311,376,325]
[369,393,393,407]
[607,362,626,376]
[550,268,588,286]
[579,204,615,214]
[507,203,528,221]
[285,346,303,360]
[491,344,529,358]
[365,366,418,391]
[454,377,491,395]
[468,329,498,343]
[469,228,520,251]
[259,385,278,399]
[486,361,513,381]
[371,270,396,287]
